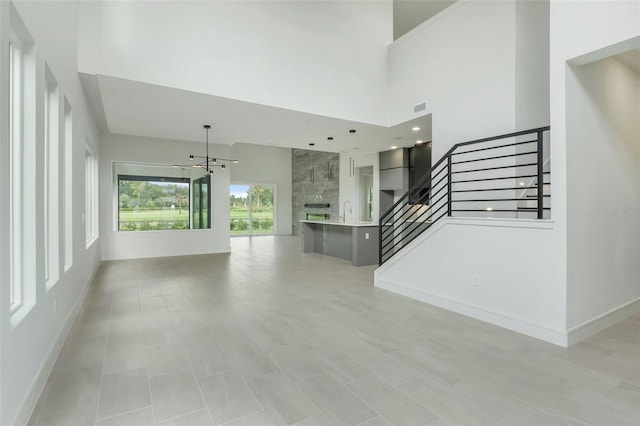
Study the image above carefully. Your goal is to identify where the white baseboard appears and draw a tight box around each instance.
[15,262,101,426]
[567,298,640,345]
[375,276,569,347]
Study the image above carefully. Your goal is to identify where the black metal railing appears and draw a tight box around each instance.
[379,126,550,265]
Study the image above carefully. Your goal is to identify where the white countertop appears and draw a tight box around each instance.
[300,220,378,227]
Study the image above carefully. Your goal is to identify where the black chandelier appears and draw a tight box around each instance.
[180,124,238,173]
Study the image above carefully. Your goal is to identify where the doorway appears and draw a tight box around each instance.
[230,183,275,235]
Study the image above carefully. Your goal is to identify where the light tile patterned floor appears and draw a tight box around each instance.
[30,236,640,425]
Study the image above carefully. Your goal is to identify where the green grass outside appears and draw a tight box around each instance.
[230,207,274,235]
[118,208,274,234]
[120,209,189,222]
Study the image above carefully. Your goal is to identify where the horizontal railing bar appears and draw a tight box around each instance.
[380,194,448,248]
[455,126,550,148]
[451,198,550,202]
[382,210,447,258]
[452,163,537,174]
[380,187,447,236]
[451,151,538,165]
[451,208,551,212]
[452,186,539,193]
[382,207,448,256]
[453,172,550,184]
[380,178,448,233]
[452,139,537,155]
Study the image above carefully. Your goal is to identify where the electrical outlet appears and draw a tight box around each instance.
[365,232,370,240]
[472,274,480,287]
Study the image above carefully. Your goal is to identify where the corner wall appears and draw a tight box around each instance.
[549,0,640,340]
[99,134,231,260]
[230,143,293,235]
[0,1,102,424]
[566,57,640,333]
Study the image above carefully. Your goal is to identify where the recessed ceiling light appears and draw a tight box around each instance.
[390,145,398,150]
[486,207,493,211]
[412,126,420,131]
[416,140,424,144]
[520,182,525,186]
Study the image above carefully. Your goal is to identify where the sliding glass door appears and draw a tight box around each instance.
[230,184,274,235]
[192,175,210,229]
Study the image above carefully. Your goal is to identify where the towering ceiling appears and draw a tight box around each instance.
[393,0,457,40]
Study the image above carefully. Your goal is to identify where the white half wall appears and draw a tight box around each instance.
[0,1,102,424]
[77,0,392,125]
[566,57,640,331]
[230,143,293,235]
[99,134,231,260]
[375,218,567,346]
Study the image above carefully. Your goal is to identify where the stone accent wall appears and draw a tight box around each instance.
[292,149,340,235]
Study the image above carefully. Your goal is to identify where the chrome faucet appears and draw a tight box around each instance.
[342,200,352,223]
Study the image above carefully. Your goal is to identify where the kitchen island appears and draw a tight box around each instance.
[300,220,379,266]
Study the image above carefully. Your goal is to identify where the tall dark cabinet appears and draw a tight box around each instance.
[409,142,432,204]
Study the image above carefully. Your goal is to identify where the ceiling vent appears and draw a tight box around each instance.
[413,101,427,114]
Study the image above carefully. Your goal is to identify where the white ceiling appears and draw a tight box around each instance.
[85,74,432,155]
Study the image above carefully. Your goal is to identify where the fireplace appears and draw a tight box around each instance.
[306,213,330,221]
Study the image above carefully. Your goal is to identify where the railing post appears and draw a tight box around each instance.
[447,154,452,216]
[536,131,544,219]
[378,223,383,266]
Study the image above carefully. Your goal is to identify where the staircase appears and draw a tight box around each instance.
[379,127,551,265]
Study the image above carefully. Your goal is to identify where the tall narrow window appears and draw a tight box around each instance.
[9,38,23,312]
[85,142,98,247]
[63,99,73,271]
[8,4,37,323]
[44,65,59,288]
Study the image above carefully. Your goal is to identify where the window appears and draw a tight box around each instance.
[8,6,36,320]
[118,175,192,231]
[9,38,24,312]
[85,143,98,246]
[63,98,73,270]
[230,184,275,235]
[44,65,59,288]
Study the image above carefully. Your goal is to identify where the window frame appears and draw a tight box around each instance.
[9,36,24,313]
[117,174,195,232]
[85,143,98,247]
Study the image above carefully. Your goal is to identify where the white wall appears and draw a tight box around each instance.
[0,1,102,424]
[566,57,640,331]
[388,0,517,159]
[549,0,640,340]
[515,0,550,131]
[99,134,231,260]
[376,218,566,345]
[230,143,293,235]
[77,0,392,125]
